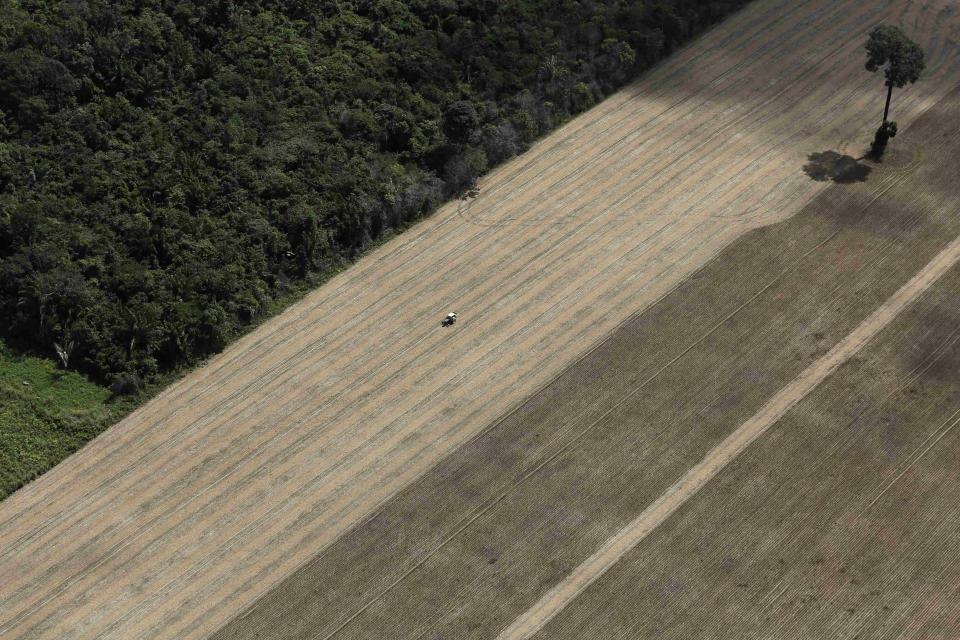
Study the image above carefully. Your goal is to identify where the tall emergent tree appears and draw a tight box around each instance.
[865,24,925,158]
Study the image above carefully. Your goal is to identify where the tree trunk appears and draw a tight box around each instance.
[54,341,71,369]
[882,81,893,124]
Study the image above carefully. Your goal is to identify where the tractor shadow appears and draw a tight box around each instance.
[802,151,872,183]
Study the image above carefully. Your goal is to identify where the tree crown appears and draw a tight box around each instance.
[865,24,925,87]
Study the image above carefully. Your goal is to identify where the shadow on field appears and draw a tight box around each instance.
[803,151,872,183]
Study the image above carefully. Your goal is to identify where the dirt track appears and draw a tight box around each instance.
[1,1,959,638]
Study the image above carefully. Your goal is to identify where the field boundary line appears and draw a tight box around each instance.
[496,232,960,640]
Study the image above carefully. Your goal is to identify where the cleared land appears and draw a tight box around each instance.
[213,85,960,640]
[504,233,960,640]
[534,224,960,640]
[2,1,960,638]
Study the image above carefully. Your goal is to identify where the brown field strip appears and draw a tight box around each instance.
[212,85,960,640]
[533,231,960,640]
[1,1,959,639]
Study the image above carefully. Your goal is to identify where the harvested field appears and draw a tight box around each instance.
[504,234,960,640]
[533,224,960,640]
[1,1,960,639]
[212,84,960,640]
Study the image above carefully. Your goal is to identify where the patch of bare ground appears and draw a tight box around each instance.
[2,1,960,638]
[212,84,960,639]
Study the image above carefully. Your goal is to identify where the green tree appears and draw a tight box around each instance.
[442,100,480,145]
[865,24,925,157]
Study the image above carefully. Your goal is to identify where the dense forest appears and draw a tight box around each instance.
[0,0,750,393]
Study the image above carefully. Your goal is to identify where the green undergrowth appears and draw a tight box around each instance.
[0,342,139,498]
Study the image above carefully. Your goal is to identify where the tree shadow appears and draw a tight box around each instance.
[802,151,872,184]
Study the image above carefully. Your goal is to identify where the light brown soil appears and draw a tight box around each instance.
[1,1,958,639]
[211,82,960,639]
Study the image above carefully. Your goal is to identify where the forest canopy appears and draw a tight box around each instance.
[0,0,750,391]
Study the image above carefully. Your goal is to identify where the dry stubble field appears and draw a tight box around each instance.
[533,255,960,640]
[532,197,960,640]
[1,1,960,639]
[215,85,960,640]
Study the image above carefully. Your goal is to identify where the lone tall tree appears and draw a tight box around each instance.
[865,24,925,157]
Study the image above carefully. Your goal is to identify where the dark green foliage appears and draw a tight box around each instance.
[871,121,898,159]
[0,0,751,387]
[442,101,480,145]
[865,24,926,89]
